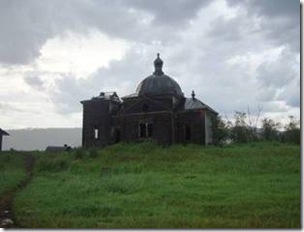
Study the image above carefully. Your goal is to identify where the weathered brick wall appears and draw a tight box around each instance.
[82,99,111,147]
[176,110,205,144]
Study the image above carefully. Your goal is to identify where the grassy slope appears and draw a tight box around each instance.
[0,152,26,196]
[14,142,300,228]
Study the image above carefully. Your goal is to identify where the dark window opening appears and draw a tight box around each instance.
[115,129,121,143]
[139,123,146,138]
[139,123,153,138]
[147,123,153,137]
[185,125,191,141]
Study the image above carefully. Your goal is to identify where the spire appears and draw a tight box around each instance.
[153,53,164,76]
[191,90,195,99]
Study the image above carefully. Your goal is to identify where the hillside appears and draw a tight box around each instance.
[2,128,82,151]
[1,142,301,228]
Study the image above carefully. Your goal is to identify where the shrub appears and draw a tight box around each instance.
[212,116,230,145]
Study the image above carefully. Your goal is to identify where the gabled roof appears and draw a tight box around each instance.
[0,128,9,136]
[184,98,218,114]
[121,93,138,99]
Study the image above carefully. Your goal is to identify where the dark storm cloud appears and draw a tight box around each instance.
[226,0,300,51]
[0,0,84,64]
[0,1,48,64]
[0,0,300,124]
[247,0,298,18]
[0,0,212,65]
[226,0,299,18]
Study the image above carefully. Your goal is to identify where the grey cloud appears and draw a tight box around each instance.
[256,48,298,88]
[0,0,129,64]
[260,101,289,113]
[0,0,72,65]
[286,96,300,108]
[225,0,300,51]
[248,0,299,18]
[226,0,299,18]
[48,50,170,114]
[260,16,299,52]
[277,79,300,108]
[4,0,299,120]
[24,75,44,90]
[0,1,46,64]
[123,0,212,25]
[208,15,260,42]
[0,102,25,114]
[255,47,299,109]
[0,0,212,65]
[50,75,90,114]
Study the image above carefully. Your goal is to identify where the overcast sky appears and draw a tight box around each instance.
[0,0,300,129]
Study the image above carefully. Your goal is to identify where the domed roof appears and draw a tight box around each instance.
[136,54,183,96]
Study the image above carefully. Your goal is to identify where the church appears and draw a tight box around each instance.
[81,54,218,147]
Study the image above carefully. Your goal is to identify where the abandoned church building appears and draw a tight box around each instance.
[81,54,218,147]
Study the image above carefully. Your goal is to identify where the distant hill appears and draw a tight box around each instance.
[2,128,82,151]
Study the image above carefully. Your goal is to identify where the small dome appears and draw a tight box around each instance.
[136,54,183,96]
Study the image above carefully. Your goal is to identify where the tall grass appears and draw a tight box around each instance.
[0,152,26,196]
[13,142,300,228]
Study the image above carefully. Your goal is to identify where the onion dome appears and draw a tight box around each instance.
[136,53,183,96]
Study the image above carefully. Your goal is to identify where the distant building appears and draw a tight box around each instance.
[0,128,9,151]
[81,54,218,148]
[45,144,71,152]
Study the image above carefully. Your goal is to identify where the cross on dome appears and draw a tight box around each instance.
[153,53,164,75]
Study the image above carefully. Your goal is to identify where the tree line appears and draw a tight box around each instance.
[212,111,300,145]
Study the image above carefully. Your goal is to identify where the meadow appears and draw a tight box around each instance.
[1,142,301,228]
[0,153,26,197]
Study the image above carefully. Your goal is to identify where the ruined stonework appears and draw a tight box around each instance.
[0,128,9,151]
[81,54,217,148]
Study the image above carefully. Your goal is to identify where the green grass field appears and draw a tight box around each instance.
[8,142,301,228]
[0,153,26,196]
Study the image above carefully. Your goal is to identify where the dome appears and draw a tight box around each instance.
[136,74,183,96]
[136,54,183,96]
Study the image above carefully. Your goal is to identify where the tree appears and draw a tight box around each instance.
[212,115,229,145]
[247,105,262,140]
[282,116,300,144]
[230,111,254,143]
[261,118,280,141]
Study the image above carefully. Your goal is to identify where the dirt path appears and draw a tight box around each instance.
[0,154,36,228]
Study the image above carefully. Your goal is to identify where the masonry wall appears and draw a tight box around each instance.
[82,99,111,147]
[176,110,205,144]
[0,135,3,151]
[121,111,173,145]
[82,94,215,148]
